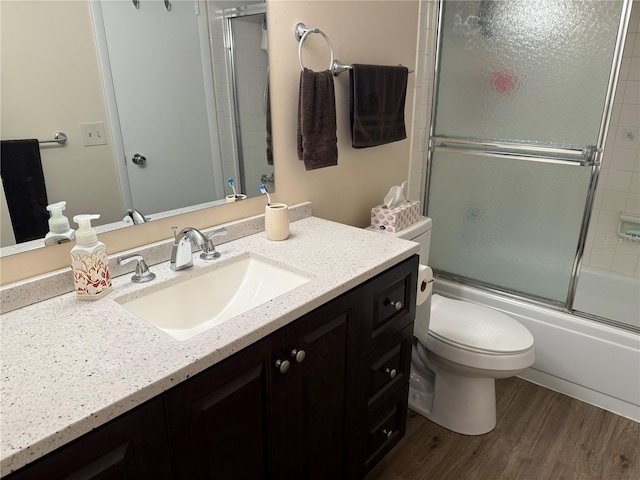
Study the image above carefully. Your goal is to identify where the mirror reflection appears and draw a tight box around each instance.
[0,0,272,255]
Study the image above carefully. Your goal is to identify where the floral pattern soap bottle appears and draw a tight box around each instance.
[70,214,112,300]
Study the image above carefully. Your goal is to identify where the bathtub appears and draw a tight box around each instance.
[573,266,640,329]
[434,278,640,422]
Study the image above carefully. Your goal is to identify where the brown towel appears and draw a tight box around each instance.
[0,139,50,243]
[297,68,338,170]
[349,64,408,148]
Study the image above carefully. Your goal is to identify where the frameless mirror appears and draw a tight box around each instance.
[0,0,273,256]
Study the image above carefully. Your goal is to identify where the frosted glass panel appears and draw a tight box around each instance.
[428,151,592,302]
[435,0,624,147]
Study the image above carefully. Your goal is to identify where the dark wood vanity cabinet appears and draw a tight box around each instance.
[164,289,358,480]
[284,290,360,480]
[5,256,418,480]
[5,398,172,480]
[163,330,288,480]
[357,256,417,477]
[161,254,417,480]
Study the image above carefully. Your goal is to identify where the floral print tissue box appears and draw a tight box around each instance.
[370,201,420,233]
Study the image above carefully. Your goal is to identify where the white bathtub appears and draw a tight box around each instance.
[434,278,640,422]
[573,266,640,328]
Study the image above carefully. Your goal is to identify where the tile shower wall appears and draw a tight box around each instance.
[410,0,640,278]
[585,0,640,277]
[408,0,438,204]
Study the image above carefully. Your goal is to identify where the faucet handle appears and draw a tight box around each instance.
[200,228,228,260]
[117,254,156,283]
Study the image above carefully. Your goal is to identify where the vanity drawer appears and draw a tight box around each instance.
[363,322,413,415]
[362,255,417,355]
[361,384,409,476]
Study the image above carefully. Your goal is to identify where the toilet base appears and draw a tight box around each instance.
[409,363,497,436]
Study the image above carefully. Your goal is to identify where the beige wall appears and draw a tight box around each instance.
[268,1,419,225]
[0,0,123,238]
[0,0,420,284]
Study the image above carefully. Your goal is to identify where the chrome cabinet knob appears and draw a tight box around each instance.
[290,349,306,363]
[389,300,403,311]
[382,429,394,440]
[275,359,290,374]
[132,153,147,166]
[385,367,397,379]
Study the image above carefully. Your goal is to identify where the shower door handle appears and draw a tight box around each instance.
[431,137,598,167]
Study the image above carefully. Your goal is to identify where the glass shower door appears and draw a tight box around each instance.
[427,0,629,304]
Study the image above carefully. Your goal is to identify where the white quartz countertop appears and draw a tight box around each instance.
[0,216,418,475]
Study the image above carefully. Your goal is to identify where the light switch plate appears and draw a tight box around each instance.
[80,122,107,146]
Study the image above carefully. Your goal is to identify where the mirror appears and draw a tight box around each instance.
[0,0,273,255]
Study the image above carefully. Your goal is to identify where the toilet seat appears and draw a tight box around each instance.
[414,295,535,372]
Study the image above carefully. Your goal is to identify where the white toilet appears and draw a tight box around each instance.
[369,217,535,435]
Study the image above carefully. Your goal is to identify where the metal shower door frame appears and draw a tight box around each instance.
[423,0,634,313]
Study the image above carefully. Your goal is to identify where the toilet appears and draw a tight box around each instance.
[368,217,535,435]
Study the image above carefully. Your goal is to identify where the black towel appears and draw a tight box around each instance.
[297,68,338,170]
[266,77,273,166]
[1,139,50,243]
[349,64,408,148]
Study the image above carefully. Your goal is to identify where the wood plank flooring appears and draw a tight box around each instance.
[366,377,639,480]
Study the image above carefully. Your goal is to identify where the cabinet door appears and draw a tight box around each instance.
[6,398,171,480]
[284,290,359,480]
[164,331,287,480]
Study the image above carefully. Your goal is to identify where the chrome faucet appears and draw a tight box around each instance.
[170,227,208,271]
[122,208,149,225]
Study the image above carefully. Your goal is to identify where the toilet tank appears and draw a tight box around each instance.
[394,217,432,264]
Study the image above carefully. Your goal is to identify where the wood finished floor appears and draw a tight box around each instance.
[366,377,639,480]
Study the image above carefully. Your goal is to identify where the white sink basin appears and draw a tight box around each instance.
[117,255,312,341]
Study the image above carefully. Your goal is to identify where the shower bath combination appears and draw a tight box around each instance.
[424,0,638,333]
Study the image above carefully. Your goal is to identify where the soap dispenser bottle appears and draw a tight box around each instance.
[70,214,112,300]
[44,201,75,246]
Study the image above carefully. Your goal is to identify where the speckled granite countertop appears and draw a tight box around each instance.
[0,215,418,475]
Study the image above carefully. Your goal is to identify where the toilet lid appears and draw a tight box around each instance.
[425,295,534,354]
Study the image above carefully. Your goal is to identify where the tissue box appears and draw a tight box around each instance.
[370,201,420,233]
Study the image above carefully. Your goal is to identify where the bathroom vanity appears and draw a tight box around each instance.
[0,214,418,479]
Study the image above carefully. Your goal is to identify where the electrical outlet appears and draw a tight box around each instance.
[80,122,107,146]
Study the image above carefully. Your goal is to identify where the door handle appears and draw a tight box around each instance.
[132,154,147,166]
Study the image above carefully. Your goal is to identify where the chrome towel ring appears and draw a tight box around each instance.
[294,22,335,72]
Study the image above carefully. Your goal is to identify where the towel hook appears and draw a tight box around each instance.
[295,23,335,72]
